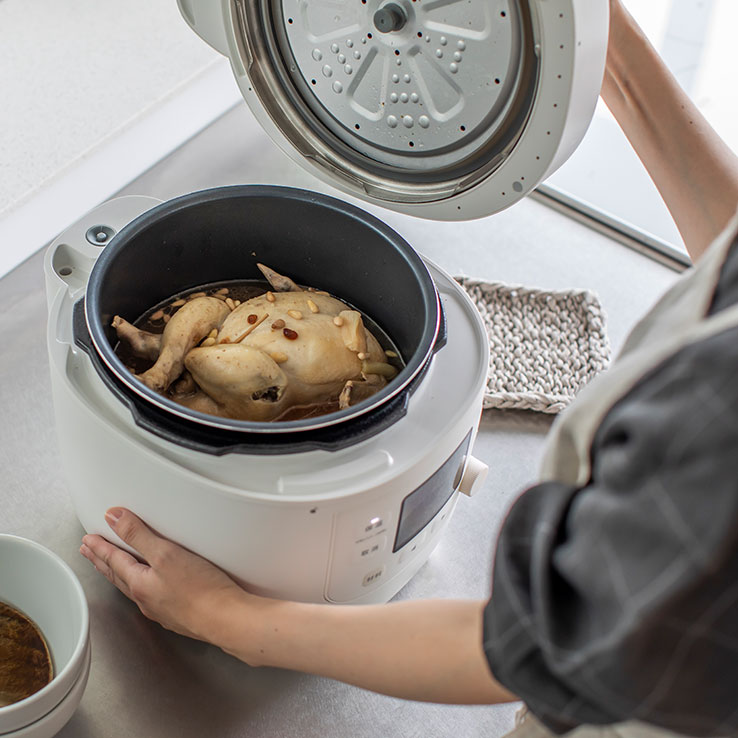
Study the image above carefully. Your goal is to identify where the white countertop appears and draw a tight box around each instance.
[0,98,682,737]
[0,8,689,731]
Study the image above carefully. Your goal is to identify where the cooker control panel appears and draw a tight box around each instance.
[327,503,390,601]
[326,506,393,599]
[354,513,391,561]
[393,432,471,553]
[326,432,472,603]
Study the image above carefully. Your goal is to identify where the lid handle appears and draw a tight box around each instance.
[373,3,407,33]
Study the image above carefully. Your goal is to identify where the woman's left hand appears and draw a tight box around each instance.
[80,508,246,643]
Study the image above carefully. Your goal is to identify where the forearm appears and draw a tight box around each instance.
[82,511,515,705]
[212,594,516,705]
[602,0,738,261]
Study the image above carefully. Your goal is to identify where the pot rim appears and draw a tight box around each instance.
[85,185,440,435]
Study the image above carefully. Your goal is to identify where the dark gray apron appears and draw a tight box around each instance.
[507,214,738,737]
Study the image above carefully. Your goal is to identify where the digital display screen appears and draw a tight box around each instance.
[393,431,472,552]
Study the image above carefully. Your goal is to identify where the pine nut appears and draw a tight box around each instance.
[362,361,398,379]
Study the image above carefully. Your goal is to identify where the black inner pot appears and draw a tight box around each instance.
[84,186,441,451]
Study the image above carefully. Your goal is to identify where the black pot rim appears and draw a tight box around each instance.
[85,185,440,435]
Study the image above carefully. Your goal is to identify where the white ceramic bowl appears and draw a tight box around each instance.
[0,536,89,734]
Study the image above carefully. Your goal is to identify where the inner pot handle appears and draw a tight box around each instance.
[72,299,410,456]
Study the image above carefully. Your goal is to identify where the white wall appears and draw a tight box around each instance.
[0,0,242,276]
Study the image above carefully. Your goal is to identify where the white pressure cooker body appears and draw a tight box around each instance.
[44,0,608,605]
[177,0,609,219]
[45,190,490,605]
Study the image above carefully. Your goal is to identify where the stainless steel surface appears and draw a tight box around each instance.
[533,185,691,272]
[0,102,679,737]
[273,0,529,167]
[233,0,539,203]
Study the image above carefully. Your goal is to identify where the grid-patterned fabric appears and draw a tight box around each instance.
[482,234,738,737]
[456,278,611,413]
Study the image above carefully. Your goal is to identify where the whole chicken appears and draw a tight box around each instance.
[113,265,398,422]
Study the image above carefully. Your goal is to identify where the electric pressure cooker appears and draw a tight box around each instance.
[44,0,608,604]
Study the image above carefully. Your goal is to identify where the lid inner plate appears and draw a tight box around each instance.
[272,0,534,173]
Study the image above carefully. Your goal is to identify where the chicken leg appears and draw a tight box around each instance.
[137,297,230,393]
[111,316,162,361]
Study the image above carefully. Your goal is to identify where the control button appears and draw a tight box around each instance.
[428,511,448,538]
[357,515,385,539]
[457,456,489,497]
[355,534,387,562]
[398,530,426,564]
[362,567,385,587]
[398,543,418,565]
[85,224,116,246]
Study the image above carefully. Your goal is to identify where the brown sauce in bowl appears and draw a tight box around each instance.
[0,602,53,707]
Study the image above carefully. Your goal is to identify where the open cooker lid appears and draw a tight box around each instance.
[177,0,609,220]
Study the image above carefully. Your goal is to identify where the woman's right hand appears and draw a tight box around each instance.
[79,509,515,705]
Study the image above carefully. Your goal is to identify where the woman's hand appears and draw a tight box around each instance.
[80,508,247,643]
[600,0,738,260]
[80,509,514,704]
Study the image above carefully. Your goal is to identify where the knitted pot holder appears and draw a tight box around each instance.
[456,277,611,414]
